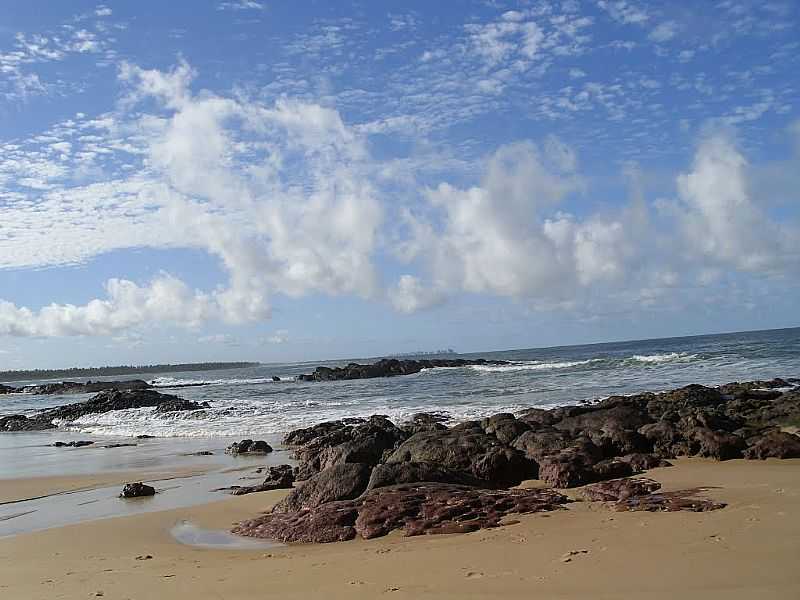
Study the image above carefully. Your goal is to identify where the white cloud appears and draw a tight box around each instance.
[648,21,678,42]
[95,6,112,17]
[597,1,649,25]
[671,132,798,272]
[266,329,289,344]
[0,275,215,337]
[217,1,264,11]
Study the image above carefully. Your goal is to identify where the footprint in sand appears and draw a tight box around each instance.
[465,571,485,579]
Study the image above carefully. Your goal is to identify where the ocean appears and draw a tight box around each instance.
[4,327,799,439]
[1,326,798,537]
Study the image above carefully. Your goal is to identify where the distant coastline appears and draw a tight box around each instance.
[0,362,260,383]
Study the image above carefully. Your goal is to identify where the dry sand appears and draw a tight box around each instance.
[1,458,798,599]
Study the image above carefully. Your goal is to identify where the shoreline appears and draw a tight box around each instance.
[0,458,798,598]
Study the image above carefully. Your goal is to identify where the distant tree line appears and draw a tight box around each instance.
[0,362,261,382]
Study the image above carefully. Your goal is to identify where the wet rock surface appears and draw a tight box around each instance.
[233,483,569,543]
[52,440,94,448]
[615,488,727,512]
[222,465,296,496]
[119,482,156,498]
[6,379,151,395]
[233,377,799,544]
[296,358,508,382]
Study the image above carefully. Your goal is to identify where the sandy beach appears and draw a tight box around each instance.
[1,458,798,600]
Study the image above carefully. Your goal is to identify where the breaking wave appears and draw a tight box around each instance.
[628,352,698,364]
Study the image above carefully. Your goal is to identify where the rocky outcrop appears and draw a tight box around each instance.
[226,439,273,455]
[366,461,482,490]
[232,377,799,545]
[0,384,16,394]
[19,379,151,395]
[0,389,204,432]
[287,415,408,478]
[273,463,372,513]
[0,414,56,431]
[581,477,662,501]
[42,389,193,422]
[119,482,155,498]
[296,358,508,382]
[233,483,569,543]
[386,429,535,488]
[224,465,296,496]
[153,399,210,413]
[743,431,800,459]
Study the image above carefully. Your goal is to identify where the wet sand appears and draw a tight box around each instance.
[1,458,798,599]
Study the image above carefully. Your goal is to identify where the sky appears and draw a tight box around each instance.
[0,0,798,369]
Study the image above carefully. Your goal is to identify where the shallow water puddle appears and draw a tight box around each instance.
[171,520,283,550]
[0,470,255,538]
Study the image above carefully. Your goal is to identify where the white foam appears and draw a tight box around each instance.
[469,359,602,373]
[629,352,698,364]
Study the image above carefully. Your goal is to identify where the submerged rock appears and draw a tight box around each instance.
[52,440,94,448]
[119,482,156,498]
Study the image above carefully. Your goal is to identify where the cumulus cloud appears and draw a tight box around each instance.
[1,60,382,337]
[670,132,799,272]
[393,140,637,307]
[0,275,214,337]
[1,58,798,338]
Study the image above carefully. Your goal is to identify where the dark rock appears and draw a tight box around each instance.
[581,477,662,501]
[366,461,482,490]
[272,376,281,382]
[234,502,360,543]
[21,379,151,395]
[481,413,531,445]
[401,413,449,435]
[646,385,725,420]
[616,488,726,512]
[296,358,508,382]
[190,450,214,456]
[38,389,193,423]
[517,407,559,428]
[537,439,603,488]
[686,427,745,460]
[153,399,210,413]
[289,416,407,478]
[0,414,55,431]
[119,482,155,498]
[387,429,535,488]
[511,429,573,461]
[234,483,568,543]
[638,420,683,457]
[355,484,568,539]
[591,457,635,480]
[0,384,17,394]
[52,440,94,447]
[228,465,296,496]
[744,431,800,459]
[225,439,273,455]
[136,434,155,439]
[273,463,372,513]
[617,453,673,471]
[104,443,137,448]
[283,420,354,447]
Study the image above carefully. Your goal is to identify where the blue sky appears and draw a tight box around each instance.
[0,0,798,368]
